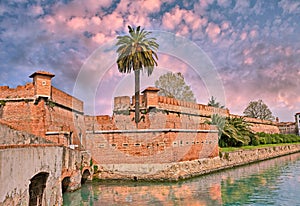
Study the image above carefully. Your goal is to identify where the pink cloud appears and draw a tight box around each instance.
[279,0,300,14]
[206,22,221,42]
[240,32,247,40]
[249,30,257,38]
[244,57,253,65]
[30,5,44,16]
[92,33,107,44]
[162,6,184,30]
[67,17,88,30]
[140,0,162,12]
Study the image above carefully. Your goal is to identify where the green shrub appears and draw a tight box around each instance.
[259,137,266,145]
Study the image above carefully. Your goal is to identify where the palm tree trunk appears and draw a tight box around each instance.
[134,69,140,128]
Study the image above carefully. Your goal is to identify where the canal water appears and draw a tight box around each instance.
[63,153,300,205]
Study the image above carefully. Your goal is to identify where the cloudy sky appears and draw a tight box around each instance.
[0,0,299,121]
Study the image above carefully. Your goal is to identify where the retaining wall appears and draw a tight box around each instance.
[94,144,300,181]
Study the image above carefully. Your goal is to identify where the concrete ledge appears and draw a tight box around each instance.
[87,129,219,134]
[0,143,63,149]
[94,144,300,181]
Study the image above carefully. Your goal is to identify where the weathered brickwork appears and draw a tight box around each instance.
[0,71,85,148]
[87,129,218,164]
[113,88,280,134]
[86,108,219,164]
[0,71,282,168]
[0,83,34,99]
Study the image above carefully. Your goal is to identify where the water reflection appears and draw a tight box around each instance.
[63,153,300,205]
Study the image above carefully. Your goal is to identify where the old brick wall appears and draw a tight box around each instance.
[0,83,34,99]
[51,87,83,113]
[86,110,219,164]
[0,85,86,147]
[0,99,48,138]
[113,93,280,134]
[87,130,218,164]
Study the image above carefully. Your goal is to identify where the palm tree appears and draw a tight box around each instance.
[206,115,254,147]
[221,117,253,147]
[116,25,159,127]
[205,113,226,139]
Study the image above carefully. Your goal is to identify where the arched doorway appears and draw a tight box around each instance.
[61,177,71,193]
[81,169,91,184]
[29,172,49,206]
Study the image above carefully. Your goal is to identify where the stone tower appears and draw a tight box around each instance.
[29,71,55,99]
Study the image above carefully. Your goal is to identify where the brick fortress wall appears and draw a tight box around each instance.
[0,71,280,165]
[85,88,222,164]
[0,71,85,148]
[85,87,280,164]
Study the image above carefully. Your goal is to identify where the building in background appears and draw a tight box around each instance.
[295,113,300,136]
[277,122,296,135]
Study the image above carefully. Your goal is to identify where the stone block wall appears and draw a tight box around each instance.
[0,145,64,205]
[0,121,52,145]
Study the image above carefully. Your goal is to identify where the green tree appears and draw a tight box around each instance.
[155,72,196,102]
[208,96,224,108]
[243,99,274,121]
[116,25,159,127]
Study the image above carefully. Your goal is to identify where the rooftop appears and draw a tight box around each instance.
[29,71,55,78]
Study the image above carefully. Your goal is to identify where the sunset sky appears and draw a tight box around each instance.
[0,0,299,121]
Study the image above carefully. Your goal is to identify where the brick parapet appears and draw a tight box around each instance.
[0,83,34,99]
[51,87,83,113]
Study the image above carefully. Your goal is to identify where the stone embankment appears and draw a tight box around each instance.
[94,144,300,181]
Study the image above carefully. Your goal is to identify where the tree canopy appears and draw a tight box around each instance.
[207,96,224,108]
[243,99,274,121]
[155,72,196,102]
[116,25,159,75]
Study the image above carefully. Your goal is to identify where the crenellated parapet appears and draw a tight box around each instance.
[113,87,229,118]
[0,83,34,99]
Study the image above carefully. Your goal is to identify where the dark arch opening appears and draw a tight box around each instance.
[81,169,91,184]
[29,172,49,206]
[61,177,71,193]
